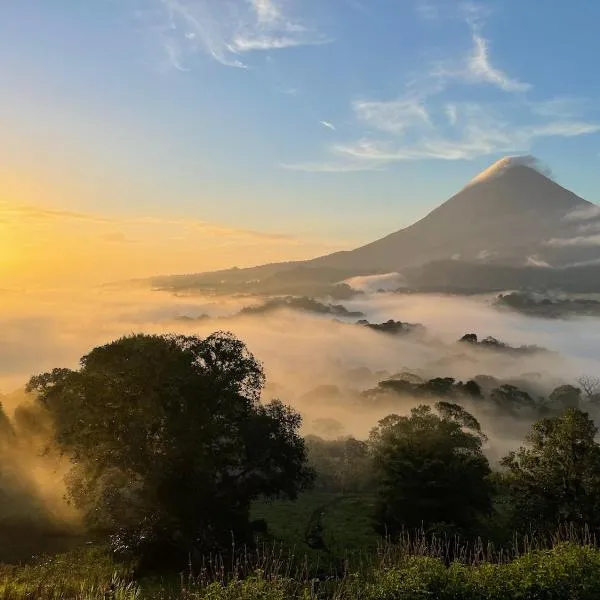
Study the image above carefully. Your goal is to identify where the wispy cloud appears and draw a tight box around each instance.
[0,202,114,224]
[285,7,599,172]
[467,31,531,92]
[563,204,600,222]
[546,235,600,247]
[319,120,336,131]
[251,0,280,24]
[0,201,300,244]
[526,256,551,268]
[150,0,330,70]
[445,104,458,126]
[331,106,600,164]
[531,97,591,119]
[277,86,299,96]
[353,98,431,133]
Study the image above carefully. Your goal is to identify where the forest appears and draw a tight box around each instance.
[2,330,600,598]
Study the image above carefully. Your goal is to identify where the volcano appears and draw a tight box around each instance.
[307,156,599,272]
[152,156,600,294]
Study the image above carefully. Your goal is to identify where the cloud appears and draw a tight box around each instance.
[445,104,458,126]
[319,121,336,131]
[0,287,596,450]
[353,97,431,134]
[251,0,280,24]
[0,200,345,285]
[0,202,114,224]
[466,31,531,92]
[287,52,598,171]
[290,99,600,170]
[526,255,551,268]
[0,201,296,242]
[276,86,299,96]
[546,235,600,247]
[150,0,329,69]
[335,102,598,162]
[532,97,591,119]
[464,155,553,187]
[563,204,600,222]
[282,5,600,172]
[231,34,326,52]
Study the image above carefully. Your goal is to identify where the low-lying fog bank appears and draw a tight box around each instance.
[1,284,600,555]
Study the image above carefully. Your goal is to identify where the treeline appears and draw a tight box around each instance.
[306,403,600,546]
[11,330,600,579]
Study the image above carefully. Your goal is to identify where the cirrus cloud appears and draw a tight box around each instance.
[146,0,331,70]
[284,15,599,172]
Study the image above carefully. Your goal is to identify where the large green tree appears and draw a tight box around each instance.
[501,408,600,532]
[27,332,313,570]
[369,402,492,538]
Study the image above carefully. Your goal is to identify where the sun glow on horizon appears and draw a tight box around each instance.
[0,174,346,287]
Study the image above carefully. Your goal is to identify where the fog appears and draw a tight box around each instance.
[2,285,599,416]
[2,283,600,551]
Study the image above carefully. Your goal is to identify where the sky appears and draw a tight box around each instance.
[2,0,600,285]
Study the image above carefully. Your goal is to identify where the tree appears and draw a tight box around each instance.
[501,409,600,532]
[369,402,492,538]
[27,332,314,571]
[306,436,372,493]
[548,385,581,411]
[490,385,535,413]
[577,376,600,404]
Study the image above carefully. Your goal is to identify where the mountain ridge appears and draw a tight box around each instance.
[150,156,600,294]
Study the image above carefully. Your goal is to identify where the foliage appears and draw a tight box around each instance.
[0,546,138,599]
[548,384,581,411]
[239,296,364,318]
[6,539,600,599]
[369,403,492,538]
[458,332,548,356]
[305,436,373,493]
[27,332,314,571]
[502,408,600,533]
[490,385,536,413]
[356,319,425,336]
[370,377,483,402]
[578,376,600,404]
[363,542,600,600]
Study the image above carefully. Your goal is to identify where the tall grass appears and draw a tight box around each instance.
[2,527,600,599]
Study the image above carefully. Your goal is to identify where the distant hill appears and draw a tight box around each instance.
[400,261,600,294]
[150,156,600,295]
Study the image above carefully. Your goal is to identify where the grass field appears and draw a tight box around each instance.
[251,491,379,561]
[2,539,600,599]
[3,494,600,598]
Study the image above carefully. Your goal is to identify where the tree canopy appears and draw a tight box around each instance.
[27,331,314,571]
[502,408,600,532]
[369,402,492,538]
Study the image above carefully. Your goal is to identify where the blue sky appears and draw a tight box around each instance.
[2,0,600,261]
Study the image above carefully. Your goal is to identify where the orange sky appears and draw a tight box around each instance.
[0,172,346,287]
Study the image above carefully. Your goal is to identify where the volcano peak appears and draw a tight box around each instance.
[465,155,553,189]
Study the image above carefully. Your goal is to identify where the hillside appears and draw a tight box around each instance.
[150,156,600,295]
[309,157,598,272]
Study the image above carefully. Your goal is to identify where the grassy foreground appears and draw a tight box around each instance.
[2,493,599,599]
[3,540,600,599]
